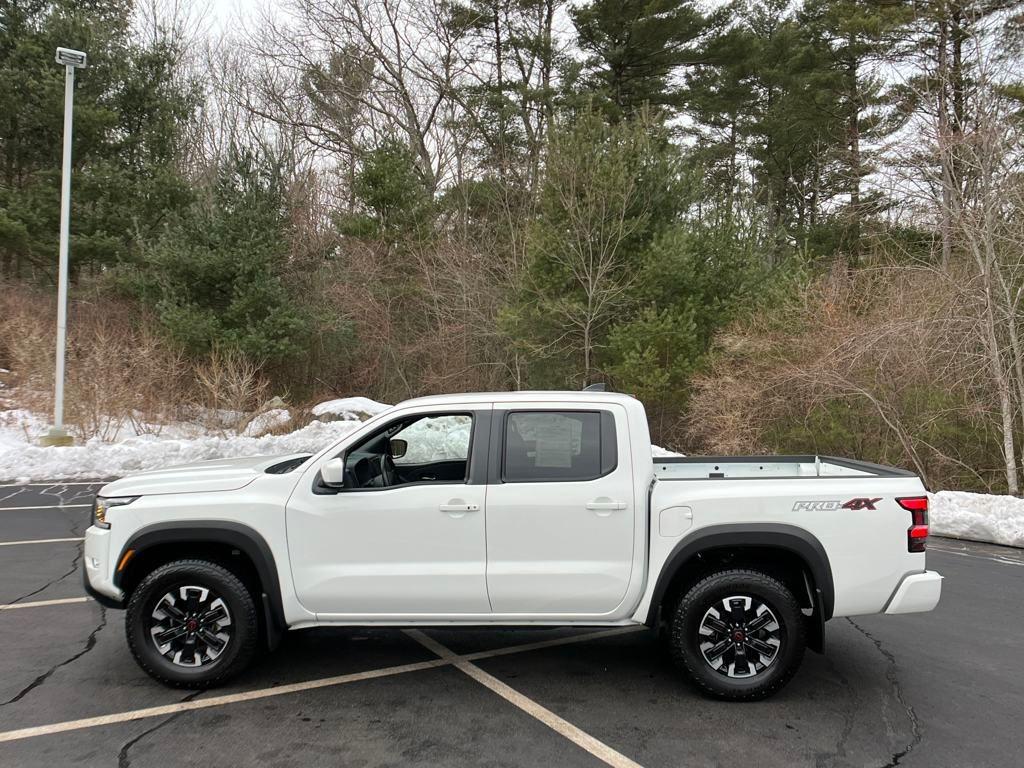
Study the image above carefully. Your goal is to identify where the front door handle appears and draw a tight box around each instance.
[439,503,480,513]
[586,500,627,512]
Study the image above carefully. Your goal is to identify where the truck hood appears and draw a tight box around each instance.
[98,454,307,497]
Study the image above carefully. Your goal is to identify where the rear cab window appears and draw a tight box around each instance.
[502,410,617,482]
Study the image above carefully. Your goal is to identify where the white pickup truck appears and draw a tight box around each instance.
[83,391,942,700]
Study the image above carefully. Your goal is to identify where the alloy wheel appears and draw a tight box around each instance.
[697,595,782,678]
[149,585,233,668]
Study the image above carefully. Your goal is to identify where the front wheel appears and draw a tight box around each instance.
[669,569,806,701]
[126,559,259,688]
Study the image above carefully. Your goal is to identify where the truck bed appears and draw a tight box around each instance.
[653,455,917,481]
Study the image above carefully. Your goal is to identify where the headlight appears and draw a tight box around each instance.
[92,496,138,529]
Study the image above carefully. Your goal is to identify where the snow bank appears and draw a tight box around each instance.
[0,419,369,483]
[930,490,1024,548]
[242,408,291,437]
[0,397,389,482]
[311,397,391,420]
[652,445,685,457]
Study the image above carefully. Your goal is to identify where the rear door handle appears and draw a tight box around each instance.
[586,500,627,512]
[439,503,480,513]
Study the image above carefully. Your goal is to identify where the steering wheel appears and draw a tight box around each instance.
[379,454,400,487]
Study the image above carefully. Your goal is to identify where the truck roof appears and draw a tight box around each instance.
[394,390,639,409]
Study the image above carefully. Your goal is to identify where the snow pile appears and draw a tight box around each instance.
[311,397,391,420]
[0,397,393,482]
[0,419,371,483]
[242,408,292,437]
[0,408,48,450]
[930,490,1024,548]
[652,445,685,457]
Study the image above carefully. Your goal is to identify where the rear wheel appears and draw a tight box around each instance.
[669,569,805,701]
[126,559,259,688]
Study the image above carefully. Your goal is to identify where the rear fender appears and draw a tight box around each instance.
[646,523,834,649]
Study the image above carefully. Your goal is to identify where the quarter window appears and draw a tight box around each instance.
[503,411,616,482]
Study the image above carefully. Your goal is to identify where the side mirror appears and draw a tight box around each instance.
[389,438,408,459]
[321,456,346,487]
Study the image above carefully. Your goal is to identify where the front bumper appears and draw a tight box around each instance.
[884,570,943,614]
[82,525,125,609]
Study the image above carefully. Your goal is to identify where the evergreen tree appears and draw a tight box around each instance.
[800,0,912,267]
[570,0,705,121]
[0,0,197,279]
[505,109,685,384]
[126,150,315,363]
[446,0,561,188]
[685,0,847,262]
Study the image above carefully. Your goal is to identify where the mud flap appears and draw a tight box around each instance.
[261,592,285,652]
[806,587,826,654]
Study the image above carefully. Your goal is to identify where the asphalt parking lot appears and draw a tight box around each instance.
[0,482,1021,768]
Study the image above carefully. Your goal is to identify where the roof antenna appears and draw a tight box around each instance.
[582,383,607,392]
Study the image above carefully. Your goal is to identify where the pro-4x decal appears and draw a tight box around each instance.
[792,498,883,512]
[842,498,882,511]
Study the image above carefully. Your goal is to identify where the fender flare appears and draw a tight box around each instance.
[645,523,835,627]
[114,521,286,633]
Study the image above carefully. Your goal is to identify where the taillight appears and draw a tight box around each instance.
[897,496,929,552]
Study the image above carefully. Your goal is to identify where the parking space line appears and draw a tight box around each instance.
[0,597,90,611]
[0,658,450,744]
[929,545,1024,567]
[0,537,84,547]
[460,626,645,661]
[0,504,91,512]
[407,630,645,768]
[0,482,104,488]
[0,627,650,745]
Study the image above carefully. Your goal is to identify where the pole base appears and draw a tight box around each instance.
[39,427,74,447]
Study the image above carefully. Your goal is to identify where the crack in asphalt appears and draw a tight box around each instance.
[4,508,83,606]
[815,654,855,768]
[847,619,923,767]
[2,605,107,705]
[117,691,203,768]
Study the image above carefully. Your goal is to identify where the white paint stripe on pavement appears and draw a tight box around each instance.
[0,658,449,744]
[0,626,650,744]
[0,597,90,611]
[407,630,645,768]
[0,481,105,488]
[460,625,645,662]
[0,537,84,547]
[0,504,91,512]
[929,544,1023,566]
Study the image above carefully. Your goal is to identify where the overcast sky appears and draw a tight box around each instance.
[203,0,275,31]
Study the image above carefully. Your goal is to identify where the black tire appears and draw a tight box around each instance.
[669,569,806,701]
[126,559,259,688]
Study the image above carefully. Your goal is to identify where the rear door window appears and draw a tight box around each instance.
[503,411,616,482]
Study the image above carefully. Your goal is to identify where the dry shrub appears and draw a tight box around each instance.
[192,348,269,434]
[684,261,1001,490]
[0,282,190,440]
[318,235,514,403]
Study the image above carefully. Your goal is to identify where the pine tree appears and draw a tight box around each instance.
[0,0,196,279]
[800,0,912,267]
[127,149,314,363]
[570,0,705,121]
[685,0,848,262]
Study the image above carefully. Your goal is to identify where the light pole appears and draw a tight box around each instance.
[41,47,88,447]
